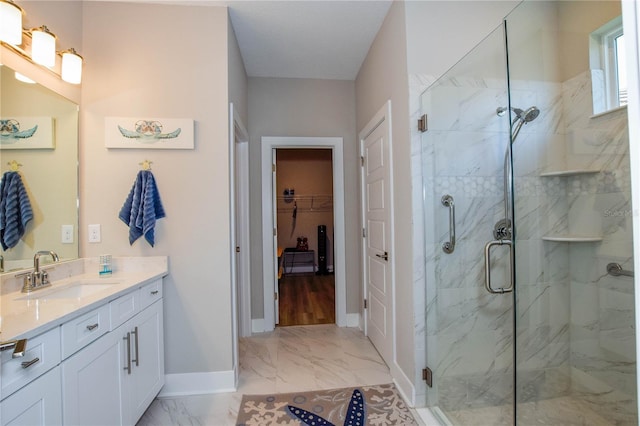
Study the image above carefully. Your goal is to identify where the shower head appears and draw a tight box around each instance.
[512,106,540,123]
[496,105,541,142]
[511,106,540,141]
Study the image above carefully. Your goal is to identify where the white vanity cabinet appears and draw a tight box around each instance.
[126,298,164,422]
[62,280,164,426]
[61,324,129,425]
[0,327,62,426]
[1,367,62,426]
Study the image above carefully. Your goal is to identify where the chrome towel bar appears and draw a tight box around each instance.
[441,194,455,254]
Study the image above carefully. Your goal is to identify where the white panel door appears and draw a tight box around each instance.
[362,112,393,365]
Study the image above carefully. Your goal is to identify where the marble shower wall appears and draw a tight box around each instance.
[418,71,515,413]
[412,67,636,423]
[511,77,572,404]
[563,70,637,423]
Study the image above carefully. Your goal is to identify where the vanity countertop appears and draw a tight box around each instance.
[0,256,168,341]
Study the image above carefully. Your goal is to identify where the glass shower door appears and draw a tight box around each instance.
[420,23,515,425]
[508,1,638,424]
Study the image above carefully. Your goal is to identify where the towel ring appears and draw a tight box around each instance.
[7,160,22,171]
[139,160,152,170]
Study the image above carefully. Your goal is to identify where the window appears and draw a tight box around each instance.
[590,16,626,114]
[615,32,627,106]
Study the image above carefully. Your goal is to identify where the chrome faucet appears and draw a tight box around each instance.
[21,250,59,293]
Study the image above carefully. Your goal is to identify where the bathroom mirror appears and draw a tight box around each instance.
[0,64,79,272]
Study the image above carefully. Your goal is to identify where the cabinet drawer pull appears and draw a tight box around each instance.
[131,326,139,367]
[86,323,99,331]
[123,332,132,375]
[21,357,40,369]
[150,290,159,295]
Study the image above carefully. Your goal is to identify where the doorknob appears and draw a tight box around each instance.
[375,251,389,261]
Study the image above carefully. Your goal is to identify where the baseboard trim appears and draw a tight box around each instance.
[391,362,416,407]
[252,318,266,333]
[346,313,361,328]
[158,370,236,397]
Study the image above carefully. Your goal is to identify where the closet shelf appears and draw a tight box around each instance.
[539,169,600,177]
[542,235,603,242]
[277,194,333,214]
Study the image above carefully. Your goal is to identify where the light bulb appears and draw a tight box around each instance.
[0,0,23,45]
[31,26,56,67]
[61,48,82,84]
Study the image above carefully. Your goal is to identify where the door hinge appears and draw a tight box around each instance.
[360,156,365,166]
[423,367,433,387]
[364,299,367,309]
[418,114,428,133]
[235,246,240,253]
[272,163,276,172]
[275,292,278,300]
[362,228,366,238]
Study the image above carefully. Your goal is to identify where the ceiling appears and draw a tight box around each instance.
[92,0,393,80]
[226,1,393,80]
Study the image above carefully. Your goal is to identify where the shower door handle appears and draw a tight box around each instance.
[442,195,455,254]
[484,239,514,294]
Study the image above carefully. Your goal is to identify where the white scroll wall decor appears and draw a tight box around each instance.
[105,117,194,149]
[0,117,54,149]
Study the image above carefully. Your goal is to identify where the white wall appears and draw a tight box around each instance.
[355,0,415,394]
[248,77,359,318]
[404,0,520,76]
[228,14,249,125]
[81,2,234,382]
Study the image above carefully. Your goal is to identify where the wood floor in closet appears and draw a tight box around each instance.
[278,273,335,326]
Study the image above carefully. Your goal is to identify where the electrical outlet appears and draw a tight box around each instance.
[61,225,74,243]
[88,224,101,243]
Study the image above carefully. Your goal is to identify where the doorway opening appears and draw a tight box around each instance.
[275,149,335,326]
[261,136,346,331]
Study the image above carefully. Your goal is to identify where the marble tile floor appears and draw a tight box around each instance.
[137,324,422,425]
[443,395,620,425]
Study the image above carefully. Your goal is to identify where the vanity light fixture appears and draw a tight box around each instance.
[0,0,23,45]
[0,1,84,85]
[31,25,56,67]
[60,48,82,84]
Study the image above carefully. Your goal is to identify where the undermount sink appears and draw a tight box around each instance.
[15,280,120,301]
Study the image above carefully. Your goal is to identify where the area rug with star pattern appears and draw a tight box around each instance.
[236,383,418,425]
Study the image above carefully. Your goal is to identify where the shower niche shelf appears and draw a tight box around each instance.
[542,235,603,242]
[539,169,600,177]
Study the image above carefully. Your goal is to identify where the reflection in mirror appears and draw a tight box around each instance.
[0,64,78,272]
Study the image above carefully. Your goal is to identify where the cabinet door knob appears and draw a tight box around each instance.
[86,323,99,331]
[151,290,159,295]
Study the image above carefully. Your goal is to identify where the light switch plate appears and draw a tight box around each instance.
[88,224,101,243]
[61,225,74,243]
